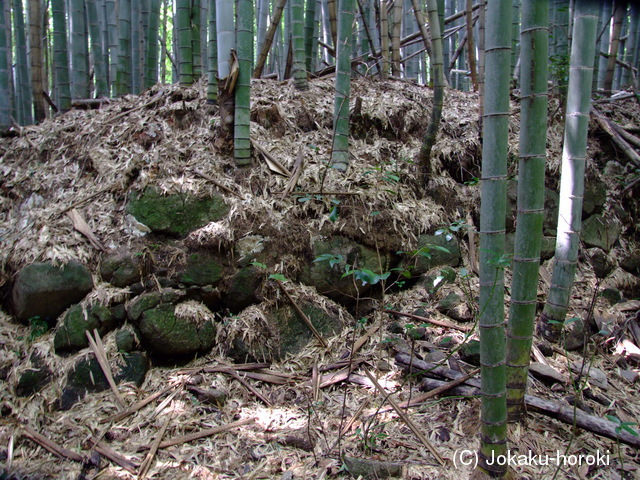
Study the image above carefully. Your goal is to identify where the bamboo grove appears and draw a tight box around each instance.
[0,0,639,477]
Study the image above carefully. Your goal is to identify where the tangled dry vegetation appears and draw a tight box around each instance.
[0,77,639,480]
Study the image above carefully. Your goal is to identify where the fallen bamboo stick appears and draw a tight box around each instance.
[384,309,471,332]
[86,329,126,410]
[363,369,446,466]
[276,280,329,348]
[22,425,84,463]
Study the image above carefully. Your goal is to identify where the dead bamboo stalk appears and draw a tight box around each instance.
[276,280,329,348]
[22,425,84,463]
[384,309,471,332]
[593,109,640,168]
[363,369,446,466]
[86,329,126,410]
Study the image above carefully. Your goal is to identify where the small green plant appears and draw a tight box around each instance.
[27,316,49,342]
[435,219,468,241]
[355,425,388,452]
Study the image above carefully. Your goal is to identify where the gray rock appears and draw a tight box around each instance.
[436,292,474,322]
[343,456,403,479]
[587,248,616,279]
[127,187,229,237]
[581,214,621,251]
[138,302,217,356]
[528,362,567,385]
[620,250,640,275]
[582,176,607,215]
[619,369,639,383]
[563,318,588,352]
[570,361,608,389]
[54,304,118,353]
[12,261,93,324]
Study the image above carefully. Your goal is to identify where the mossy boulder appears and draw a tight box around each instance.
[126,288,186,322]
[582,176,607,215]
[56,352,149,410]
[300,236,392,303]
[504,234,556,262]
[506,181,559,236]
[270,301,343,359]
[54,304,119,353]
[178,252,224,286]
[226,266,264,312]
[100,250,143,287]
[127,187,229,237]
[409,234,461,276]
[138,301,217,356]
[459,340,481,366]
[12,261,93,324]
[581,214,621,251]
[15,352,53,397]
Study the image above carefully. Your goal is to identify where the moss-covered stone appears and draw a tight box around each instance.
[138,303,217,356]
[12,261,94,324]
[410,234,461,276]
[116,327,139,352]
[15,352,52,397]
[57,352,149,410]
[100,250,142,287]
[127,187,229,237]
[226,266,263,312]
[270,302,343,358]
[300,236,392,304]
[582,176,607,215]
[581,214,621,251]
[178,252,224,286]
[459,340,481,366]
[126,291,162,322]
[54,304,118,353]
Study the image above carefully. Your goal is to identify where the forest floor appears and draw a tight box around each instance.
[0,77,639,480]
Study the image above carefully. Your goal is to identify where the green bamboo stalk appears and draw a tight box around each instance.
[145,0,162,89]
[51,0,71,111]
[70,0,89,99]
[330,0,355,172]
[477,0,511,475]
[192,0,202,77]
[291,0,308,90]
[0,0,11,132]
[235,0,253,167]
[391,0,402,76]
[87,0,109,97]
[505,0,549,422]
[27,0,46,120]
[603,0,625,95]
[117,0,132,95]
[379,0,389,78]
[416,0,444,182]
[207,0,218,104]
[304,0,317,72]
[13,0,34,123]
[176,0,194,85]
[105,0,118,96]
[623,4,639,88]
[131,0,142,93]
[539,0,599,342]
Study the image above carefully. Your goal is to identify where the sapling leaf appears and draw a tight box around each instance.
[269,273,288,282]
